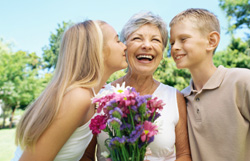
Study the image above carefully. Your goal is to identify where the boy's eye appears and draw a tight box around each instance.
[181,38,187,41]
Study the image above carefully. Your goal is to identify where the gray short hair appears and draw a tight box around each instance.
[120,11,168,49]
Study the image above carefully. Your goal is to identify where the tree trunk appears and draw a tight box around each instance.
[1,110,6,128]
[9,106,16,128]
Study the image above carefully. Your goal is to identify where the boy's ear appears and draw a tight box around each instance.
[206,31,220,52]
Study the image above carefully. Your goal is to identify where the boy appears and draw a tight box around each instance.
[169,8,250,161]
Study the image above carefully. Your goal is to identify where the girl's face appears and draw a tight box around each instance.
[125,24,163,75]
[102,24,128,74]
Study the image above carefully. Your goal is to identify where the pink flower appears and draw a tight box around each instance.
[93,94,115,113]
[147,97,164,113]
[89,115,107,135]
[141,121,158,142]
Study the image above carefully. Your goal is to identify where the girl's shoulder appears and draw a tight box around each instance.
[60,87,93,113]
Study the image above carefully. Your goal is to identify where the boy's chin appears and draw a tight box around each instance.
[175,64,186,69]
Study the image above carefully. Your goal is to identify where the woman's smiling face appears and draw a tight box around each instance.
[126,24,164,75]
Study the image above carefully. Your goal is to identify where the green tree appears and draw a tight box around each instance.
[0,42,49,128]
[42,21,74,70]
[154,57,191,91]
[219,0,250,32]
[213,36,250,69]
[219,0,250,69]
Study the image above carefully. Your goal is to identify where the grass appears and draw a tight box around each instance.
[0,109,24,161]
[0,128,16,161]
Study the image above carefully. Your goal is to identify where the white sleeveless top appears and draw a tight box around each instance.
[12,115,96,161]
[96,83,179,161]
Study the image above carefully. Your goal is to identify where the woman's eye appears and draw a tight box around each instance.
[152,39,161,43]
[132,37,140,40]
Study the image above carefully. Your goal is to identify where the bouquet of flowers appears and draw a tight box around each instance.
[89,83,165,161]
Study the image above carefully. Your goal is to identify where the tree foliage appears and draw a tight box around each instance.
[0,41,50,128]
[214,36,250,68]
[154,57,191,91]
[42,21,74,70]
[219,0,250,32]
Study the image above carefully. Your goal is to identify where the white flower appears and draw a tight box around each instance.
[101,151,110,158]
[111,82,131,94]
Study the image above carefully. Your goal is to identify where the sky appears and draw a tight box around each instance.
[0,0,231,57]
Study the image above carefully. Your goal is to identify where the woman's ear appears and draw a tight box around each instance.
[206,31,220,52]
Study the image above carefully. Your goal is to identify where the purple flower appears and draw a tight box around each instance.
[107,117,122,129]
[136,95,151,107]
[109,136,126,147]
[127,125,143,143]
[131,105,138,112]
[120,123,131,130]
[148,112,161,122]
[134,114,141,122]
[109,107,123,119]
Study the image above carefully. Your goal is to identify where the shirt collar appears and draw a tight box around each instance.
[182,65,227,97]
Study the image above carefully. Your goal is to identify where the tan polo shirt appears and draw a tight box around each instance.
[182,65,250,161]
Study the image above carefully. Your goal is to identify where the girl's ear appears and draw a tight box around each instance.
[206,31,220,52]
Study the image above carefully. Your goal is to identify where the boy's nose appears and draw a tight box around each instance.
[171,42,180,51]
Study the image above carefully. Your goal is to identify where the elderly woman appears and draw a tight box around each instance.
[96,11,191,161]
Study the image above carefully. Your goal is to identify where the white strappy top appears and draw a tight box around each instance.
[11,88,97,161]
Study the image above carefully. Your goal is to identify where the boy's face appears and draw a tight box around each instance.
[169,19,210,70]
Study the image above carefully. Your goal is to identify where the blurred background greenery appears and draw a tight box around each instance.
[1,0,250,160]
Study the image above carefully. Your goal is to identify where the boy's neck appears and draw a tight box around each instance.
[190,64,217,91]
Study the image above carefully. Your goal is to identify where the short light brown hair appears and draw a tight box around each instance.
[169,8,220,35]
[120,11,168,50]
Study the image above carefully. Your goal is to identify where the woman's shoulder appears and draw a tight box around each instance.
[157,83,177,93]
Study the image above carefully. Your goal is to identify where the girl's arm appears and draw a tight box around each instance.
[19,88,93,161]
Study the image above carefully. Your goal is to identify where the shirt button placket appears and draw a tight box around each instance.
[195,97,201,121]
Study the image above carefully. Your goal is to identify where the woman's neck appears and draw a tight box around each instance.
[116,72,160,95]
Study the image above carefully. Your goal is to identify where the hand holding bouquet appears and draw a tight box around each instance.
[89,83,165,161]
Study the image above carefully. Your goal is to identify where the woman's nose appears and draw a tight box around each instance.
[142,40,152,50]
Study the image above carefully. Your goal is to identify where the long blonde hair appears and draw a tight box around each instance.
[15,20,104,149]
